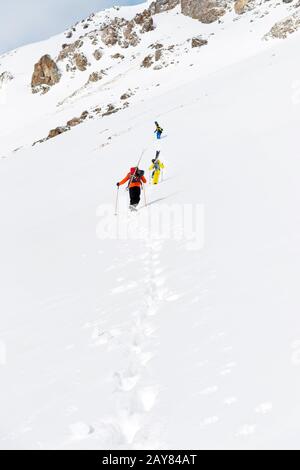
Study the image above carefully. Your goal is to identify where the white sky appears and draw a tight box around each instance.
[0,0,142,55]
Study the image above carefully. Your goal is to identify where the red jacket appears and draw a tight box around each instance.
[119,173,146,189]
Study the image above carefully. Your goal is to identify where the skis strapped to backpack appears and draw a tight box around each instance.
[127,149,146,189]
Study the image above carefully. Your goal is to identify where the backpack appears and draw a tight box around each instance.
[153,161,160,171]
[129,167,144,184]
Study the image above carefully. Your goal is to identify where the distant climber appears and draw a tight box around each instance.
[154,121,163,140]
[149,158,164,185]
[117,167,147,210]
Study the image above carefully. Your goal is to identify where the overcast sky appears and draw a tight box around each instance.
[0,0,142,55]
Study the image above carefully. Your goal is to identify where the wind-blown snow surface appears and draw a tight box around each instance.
[1,1,300,450]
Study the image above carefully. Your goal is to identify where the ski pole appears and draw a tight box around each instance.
[115,186,119,216]
[143,184,147,207]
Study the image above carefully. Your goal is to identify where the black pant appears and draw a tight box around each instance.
[129,186,141,205]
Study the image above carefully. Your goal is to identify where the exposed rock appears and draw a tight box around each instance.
[120,91,132,100]
[93,49,103,61]
[101,24,118,46]
[102,104,120,116]
[111,53,125,59]
[66,31,73,39]
[57,40,83,61]
[123,20,140,47]
[142,16,155,33]
[135,9,150,24]
[234,0,251,15]
[149,0,180,15]
[191,36,208,48]
[32,138,46,147]
[67,117,81,127]
[93,107,102,114]
[264,12,300,40]
[141,55,154,68]
[88,71,103,82]
[181,0,227,24]
[101,17,141,48]
[80,111,89,120]
[149,42,164,49]
[74,53,88,71]
[155,49,163,61]
[31,55,61,94]
[0,71,13,86]
[134,9,155,33]
[47,126,69,139]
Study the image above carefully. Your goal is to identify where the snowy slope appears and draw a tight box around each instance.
[1,0,300,450]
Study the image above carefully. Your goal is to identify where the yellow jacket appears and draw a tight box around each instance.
[149,160,165,171]
[149,160,165,184]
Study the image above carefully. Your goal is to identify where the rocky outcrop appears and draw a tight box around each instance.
[31,55,61,94]
[149,0,180,14]
[47,126,69,139]
[101,23,119,46]
[88,71,103,83]
[191,36,208,48]
[57,40,83,62]
[66,117,81,127]
[67,111,89,127]
[141,55,154,68]
[57,40,89,72]
[120,91,133,100]
[155,49,163,61]
[74,53,88,71]
[44,111,90,142]
[134,10,155,33]
[123,21,140,47]
[93,49,103,61]
[234,0,251,15]
[181,0,227,24]
[100,10,156,49]
[102,104,120,116]
[111,53,125,60]
[264,12,300,40]
[0,71,13,87]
